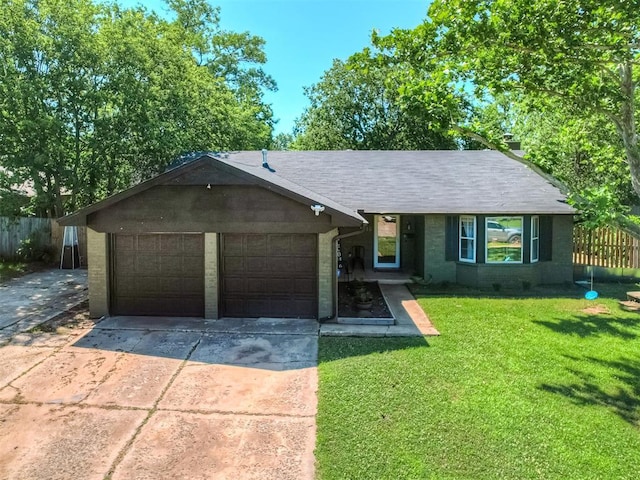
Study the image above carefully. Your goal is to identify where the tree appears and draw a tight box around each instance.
[372,0,640,226]
[270,132,294,150]
[293,53,459,150]
[0,0,275,217]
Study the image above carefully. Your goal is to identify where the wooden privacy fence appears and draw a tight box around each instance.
[573,225,640,268]
[0,217,51,259]
[0,217,87,262]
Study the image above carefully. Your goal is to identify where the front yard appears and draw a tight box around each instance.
[316,284,640,479]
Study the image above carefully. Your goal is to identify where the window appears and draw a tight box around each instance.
[531,216,539,263]
[485,216,523,263]
[459,216,476,262]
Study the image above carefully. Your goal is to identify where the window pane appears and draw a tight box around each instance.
[531,238,539,261]
[486,216,523,263]
[459,216,476,262]
[461,239,474,259]
[376,215,397,265]
[531,217,539,262]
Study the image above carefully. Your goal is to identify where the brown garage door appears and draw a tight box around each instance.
[112,234,204,316]
[221,234,317,318]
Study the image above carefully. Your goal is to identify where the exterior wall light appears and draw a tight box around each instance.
[310,204,325,216]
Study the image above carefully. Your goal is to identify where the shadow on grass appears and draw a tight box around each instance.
[533,314,640,339]
[410,282,634,301]
[540,355,640,426]
[318,336,429,363]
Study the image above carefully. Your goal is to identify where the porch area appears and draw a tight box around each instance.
[338,266,414,285]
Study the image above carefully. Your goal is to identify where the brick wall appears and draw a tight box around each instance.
[424,215,457,283]
[204,233,218,319]
[318,228,338,319]
[538,215,574,284]
[87,228,109,318]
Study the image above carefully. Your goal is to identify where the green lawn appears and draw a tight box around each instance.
[316,285,640,479]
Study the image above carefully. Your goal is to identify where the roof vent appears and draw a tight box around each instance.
[261,149,276,172]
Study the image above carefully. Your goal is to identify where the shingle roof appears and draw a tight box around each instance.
[217,150,575,215]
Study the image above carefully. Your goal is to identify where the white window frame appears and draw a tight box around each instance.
[531,216,540,263]
[373,214,401,268]
[485,216,524,264]
[459,216,476,263]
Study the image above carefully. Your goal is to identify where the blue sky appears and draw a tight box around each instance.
[120,1,430,134]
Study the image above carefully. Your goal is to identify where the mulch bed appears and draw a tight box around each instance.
[338,281,393,318]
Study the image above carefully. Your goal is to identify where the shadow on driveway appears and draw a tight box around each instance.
[72,315,319,371]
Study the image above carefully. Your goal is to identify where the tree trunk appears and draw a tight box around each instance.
[618,62,640,200]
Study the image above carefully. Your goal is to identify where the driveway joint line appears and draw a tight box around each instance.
[155,407,317,419]
[103,333,204,480]
[0,333,80,396]
[0,398,150,412]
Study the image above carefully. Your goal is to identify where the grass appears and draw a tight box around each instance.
[316,284,640,479]
[0,259,27,282]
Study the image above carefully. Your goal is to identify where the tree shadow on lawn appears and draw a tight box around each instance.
[318,336,429,363]
[533,313,640,339]
[540,354,640,426]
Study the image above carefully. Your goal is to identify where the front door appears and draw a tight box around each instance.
[374,215,400,268]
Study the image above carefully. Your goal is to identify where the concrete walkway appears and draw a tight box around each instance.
[0,269,87,343]
[321,283,440,337]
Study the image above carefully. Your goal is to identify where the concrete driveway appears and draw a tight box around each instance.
[0,317,318,480]
[0,268,87,338]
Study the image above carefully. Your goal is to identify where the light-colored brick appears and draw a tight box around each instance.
[87,228,108,318]
[204,233,218,319]
[318,229,337,320]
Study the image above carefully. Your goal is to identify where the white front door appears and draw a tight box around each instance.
[374,215,400,268]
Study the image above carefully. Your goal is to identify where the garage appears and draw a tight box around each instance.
[111,234,204,316]
[221,233,317,318]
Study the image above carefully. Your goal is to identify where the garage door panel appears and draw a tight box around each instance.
[182,257,204,273]
[267,257,294,273]
[159,234,180,251]
[221,233,317,319]
[295,257,316,273]
[222,298,244,317]
[223,256,244,274]
[223,277,244,295]
[292,235,316,255]
[160,256,182,273]
[245,298,270,317]
[269,278,295,294]
[115,256,135,273]
[293,298,315,315]
[137,235,158,251]
[116,235,135,251]
[268,235,292,255]
[246,278,267,294]
[222,234,243,255]
[182,234,203,252]
[246,235,268,255]
[112,234,204,317]
[294,278,315,295]
[136,255,161,274]
[246,256,267,272]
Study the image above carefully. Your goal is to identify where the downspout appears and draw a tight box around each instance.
[330,226,366,321]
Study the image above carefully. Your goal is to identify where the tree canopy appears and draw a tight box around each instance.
[369,0,640,226]
[0,0,275,217]
[293,52,459,150]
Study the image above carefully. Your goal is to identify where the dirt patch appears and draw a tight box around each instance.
[30,300,95,333]
[581,304,611,315]
[338,281,392,318]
